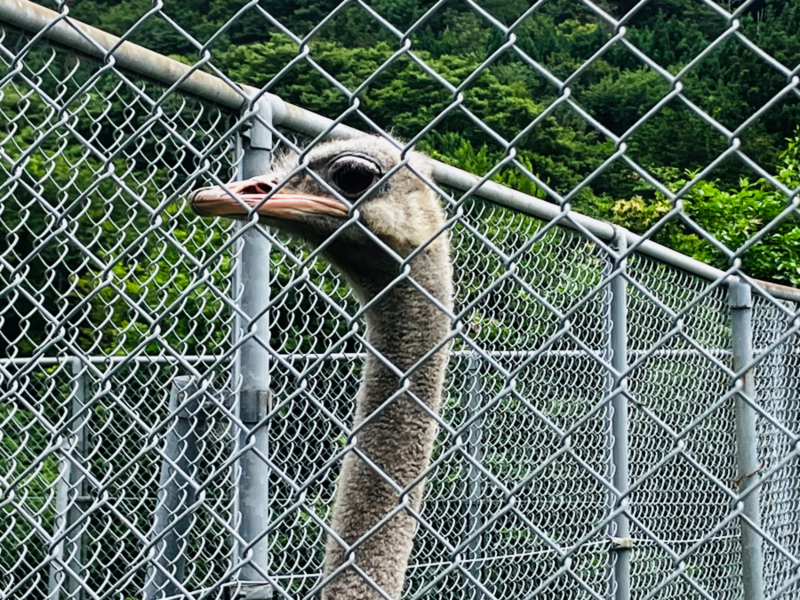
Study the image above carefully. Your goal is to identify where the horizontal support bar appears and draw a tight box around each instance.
[0,0,249,107]
[0,347,736,368]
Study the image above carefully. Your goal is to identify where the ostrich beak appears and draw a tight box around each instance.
[189,175,349,220]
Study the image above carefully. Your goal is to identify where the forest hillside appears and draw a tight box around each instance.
[58,0,800,284]
[2,0,799,357]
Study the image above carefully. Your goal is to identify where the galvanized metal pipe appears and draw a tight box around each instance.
[465,354,483,597]
[231,98,274,598]
[0,347,738,368]
[609,231,631,600]
[47,358,87,600]
[0,0,248,108]
[729,278,766,600]
[144,377,202,600]
[47,441,70,600]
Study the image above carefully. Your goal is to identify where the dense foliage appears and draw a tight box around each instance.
[3,0,800,360]
[62,0,800,279]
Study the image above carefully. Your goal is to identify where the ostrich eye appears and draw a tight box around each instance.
[330,159,380,197]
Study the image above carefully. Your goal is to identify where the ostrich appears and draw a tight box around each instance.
[190,137,453,599]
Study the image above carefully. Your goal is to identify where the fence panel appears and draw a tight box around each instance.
[754,296,800,600]
[2,2,800,600]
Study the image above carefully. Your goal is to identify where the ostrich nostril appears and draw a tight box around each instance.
[238,180,274,195]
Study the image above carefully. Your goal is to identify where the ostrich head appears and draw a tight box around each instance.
[190,137,453,599]
[190,137,449,302]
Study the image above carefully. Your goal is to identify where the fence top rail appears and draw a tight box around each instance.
[2,0,799,303]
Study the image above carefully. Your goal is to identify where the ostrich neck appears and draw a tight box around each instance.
[357,246,453,434]
[362,272,451,400]
[322,246,452,600]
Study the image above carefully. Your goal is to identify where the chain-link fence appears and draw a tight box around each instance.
[1,1,799,599]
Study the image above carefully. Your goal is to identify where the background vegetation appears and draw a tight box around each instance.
[3,0,799,359]
[63,0,800,285]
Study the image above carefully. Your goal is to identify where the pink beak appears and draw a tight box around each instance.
[189,175,349,219]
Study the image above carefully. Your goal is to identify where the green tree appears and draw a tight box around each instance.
[612,132,800,285]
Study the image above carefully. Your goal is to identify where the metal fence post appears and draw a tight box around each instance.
[465,354,483,597]
[48,358,87,600]
[729,278,766,600]
[230,97,274,599]
[143,376,202,600]
[608,231,630,600]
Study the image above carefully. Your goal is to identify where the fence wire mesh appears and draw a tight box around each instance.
[1,1,800,600]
